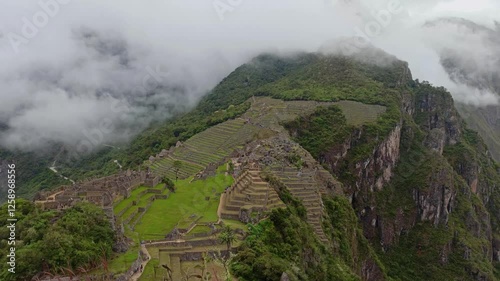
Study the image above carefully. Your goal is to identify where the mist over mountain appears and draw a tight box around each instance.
[0,0,499,159]
[419,17,500,160]
[1,2,500,280]
[423,17,500,103]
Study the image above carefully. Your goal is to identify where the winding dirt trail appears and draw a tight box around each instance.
[129,244,151,281]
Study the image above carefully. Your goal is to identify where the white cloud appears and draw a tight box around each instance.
[0,0,498,152]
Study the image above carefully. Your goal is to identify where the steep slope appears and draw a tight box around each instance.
[423,17,500,162]
[0,54,319,200]
[280,64,500,279]
[190,50,500,280]
[2,47,499,280]
[0,149,68,200]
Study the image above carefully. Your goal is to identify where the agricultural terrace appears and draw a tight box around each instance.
[109,96,386,278]
[147,97,385,182]
[134,168,234,240]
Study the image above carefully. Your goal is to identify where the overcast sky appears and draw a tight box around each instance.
[0,0,498,152]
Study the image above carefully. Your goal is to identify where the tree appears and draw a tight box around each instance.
[0,202,113,280]
[172,161,183,182]
[218,226,236,255]
[162,177,176,193]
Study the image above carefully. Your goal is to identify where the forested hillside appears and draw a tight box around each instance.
[1,49,499,280]
[207,50,500,280]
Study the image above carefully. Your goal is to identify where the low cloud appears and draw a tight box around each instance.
[0,0,498,153]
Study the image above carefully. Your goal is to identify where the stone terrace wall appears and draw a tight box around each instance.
[152,238,218,248]
[34,169,159,211]
[115,250,144,281]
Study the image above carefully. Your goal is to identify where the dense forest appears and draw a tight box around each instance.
[0,201,114,281]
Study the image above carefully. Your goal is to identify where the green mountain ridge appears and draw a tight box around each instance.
[1,50,499,280]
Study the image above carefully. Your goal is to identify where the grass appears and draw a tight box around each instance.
[113,186,148,214]
[92,224,141,276]
[138,258,160,281]
[181,261,228,280]
[148,119,247,180]
[189,225,212,235]
[107,245,140,274]
[335,100,386,126]
[146,96,386,185]
[222,219,248,231]
[134,169,233,240]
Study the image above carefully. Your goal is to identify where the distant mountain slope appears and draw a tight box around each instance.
[423,17,500,162]
[0,148,67,200]
[1,51,409,200]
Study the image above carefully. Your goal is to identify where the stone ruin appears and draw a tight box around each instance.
[219,163,285,223]
[31,169,165,258]
[34,169,160,211]
[148,146,176,164]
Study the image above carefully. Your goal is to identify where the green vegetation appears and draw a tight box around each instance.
[54,101,251,186]
[284,105,353,159]
[13,52,405,198]
[323,196,385,273]
[218,226,237,253]
[189,225,211,235]
[0,200,114,281]
[138,258,159,281]
[107,246,139,275]
[456,103,500,162]
[172,160,183,181]
[113,186,148,214]
[231,196,371,281]
[273,57,500,280]
[162,177,176,193]
[5,51,500,281]
[0,149,68,201]
[134,171,233,240]
[148,118,248,180]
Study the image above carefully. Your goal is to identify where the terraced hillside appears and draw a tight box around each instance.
[219,167,286,221]
[112,96,386,280]
[270,167,329,242]
[133,169,233,240]
[335,100,386,125]
[148,96,386,181]
[148,118,251,180]
[231,134,345,245]
[143,96,385,250]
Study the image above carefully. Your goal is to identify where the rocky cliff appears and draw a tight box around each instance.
[308,77,500,279]
[424,17,500,162]
[219,50,500,280]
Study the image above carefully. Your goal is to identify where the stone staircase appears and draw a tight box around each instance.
[220,168,285,221]
[271,167,329,243]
